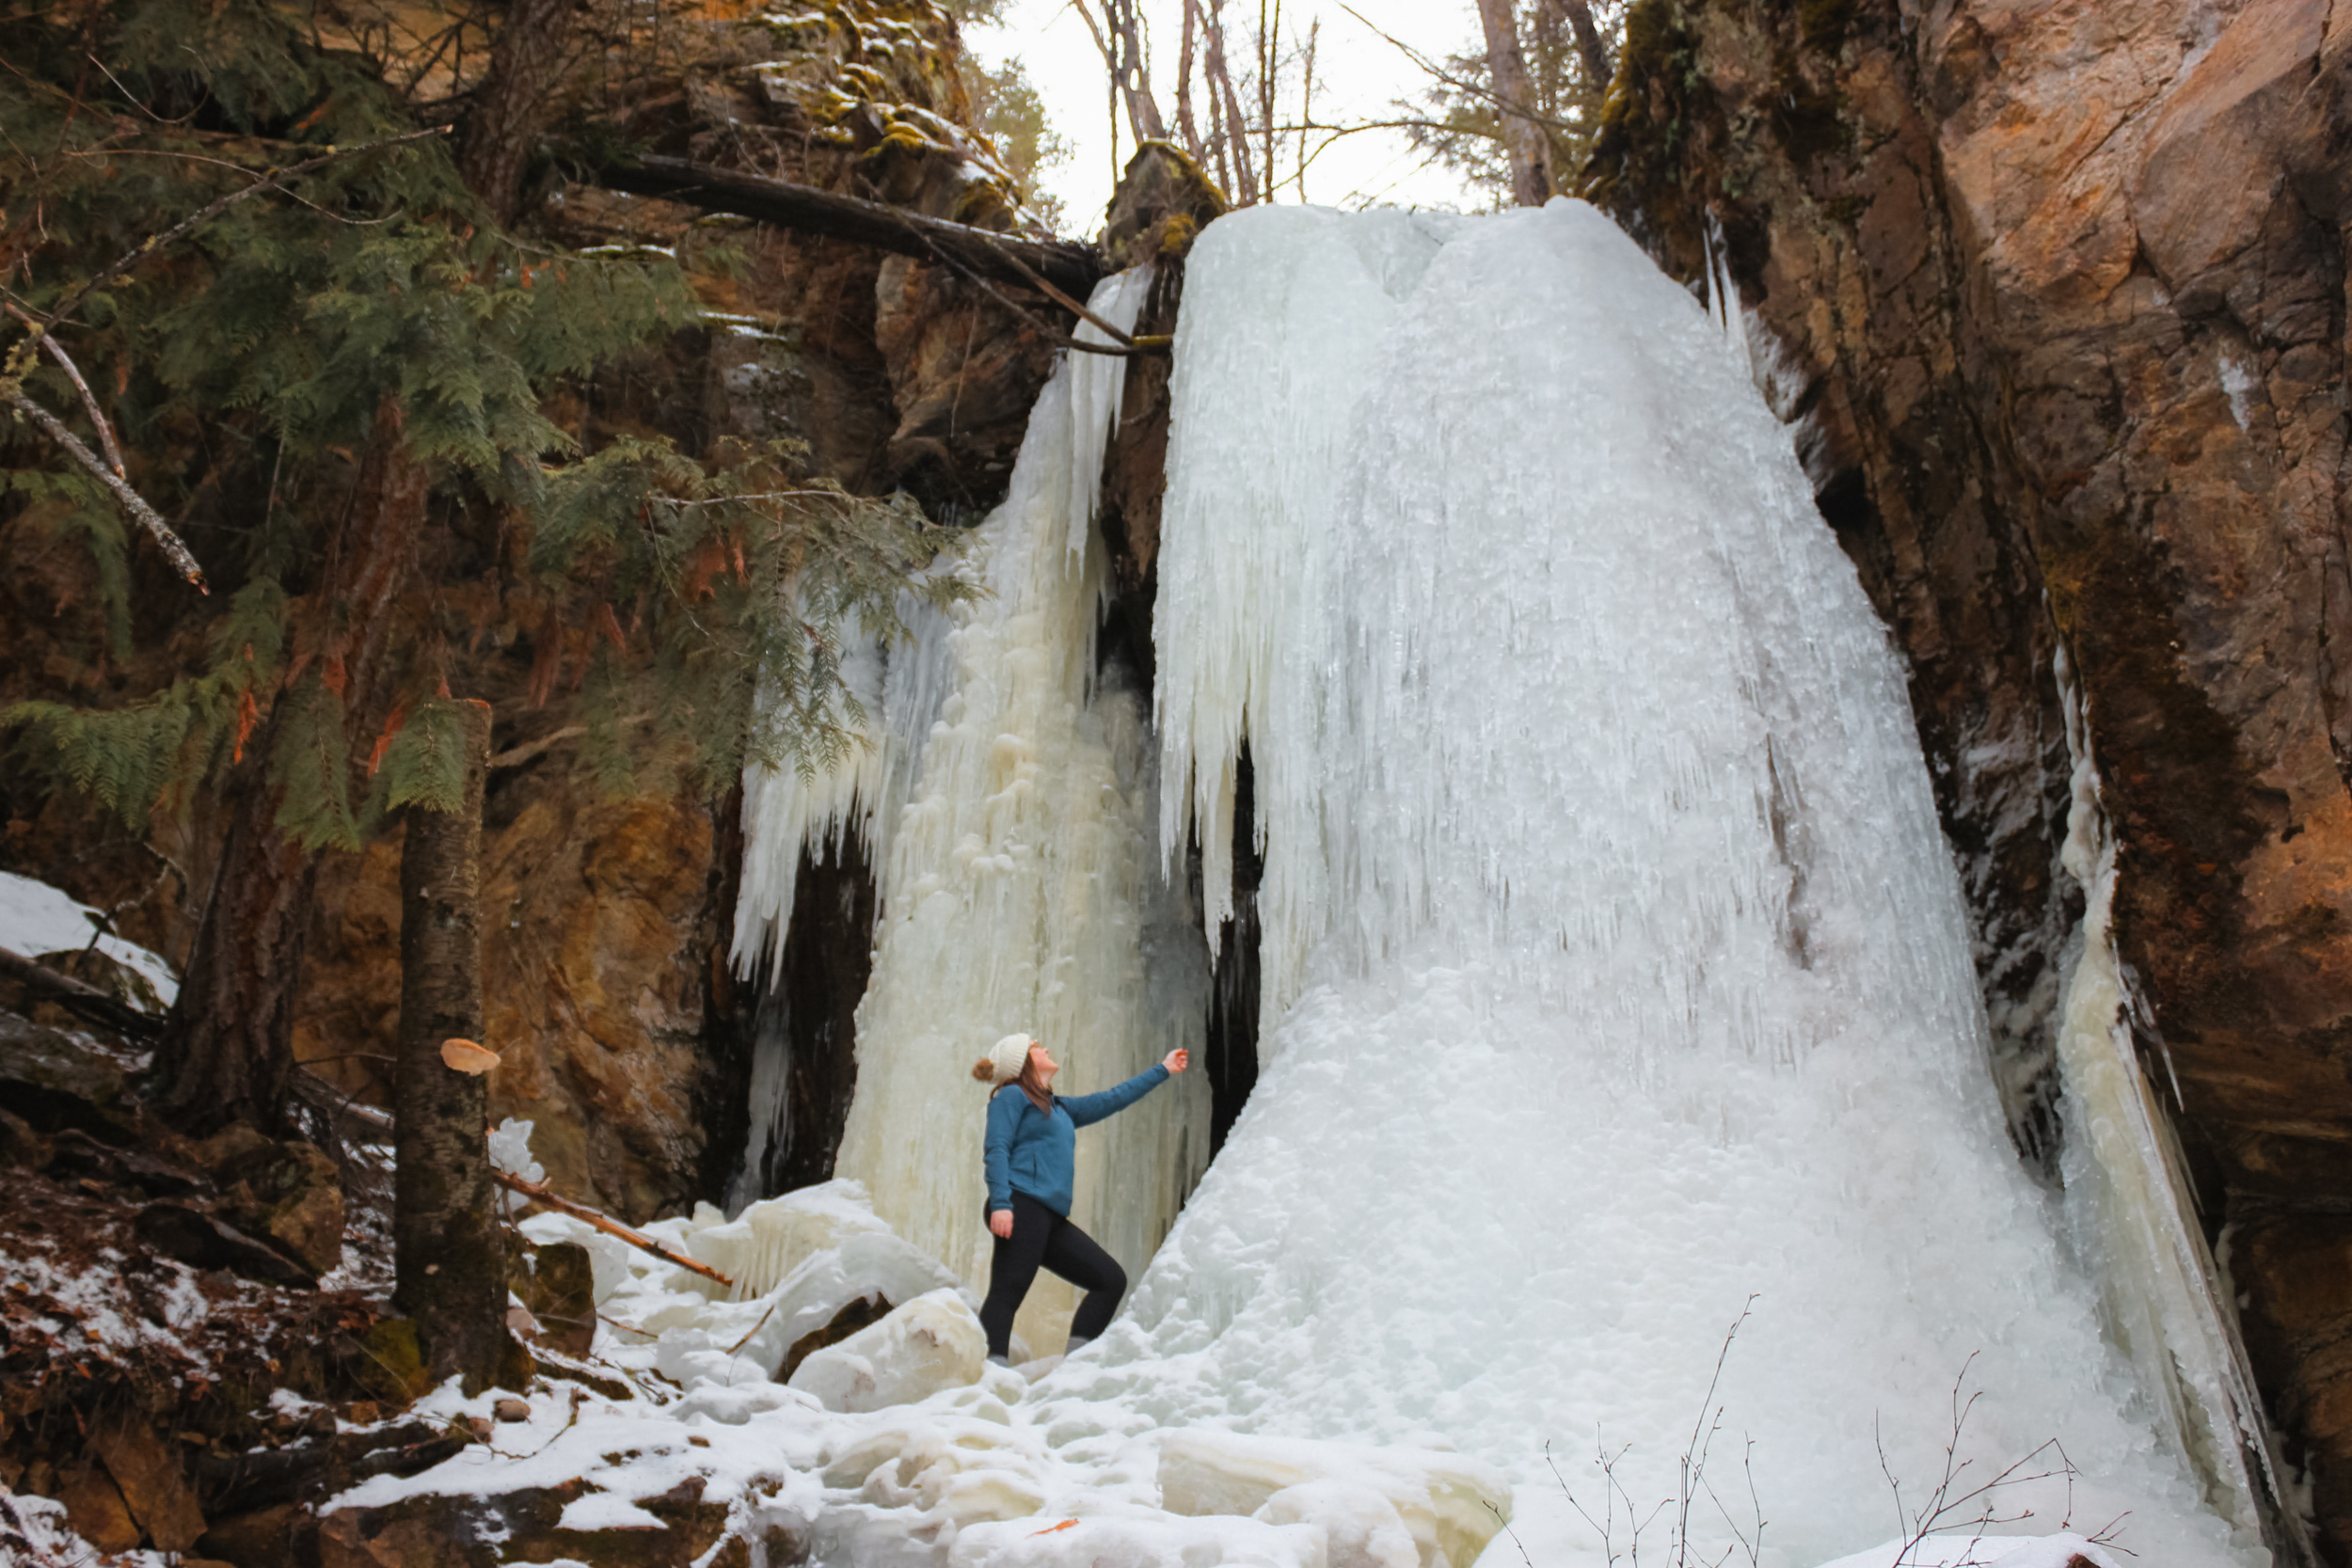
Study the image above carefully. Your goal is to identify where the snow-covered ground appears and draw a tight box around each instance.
[325,1180,2137,1568]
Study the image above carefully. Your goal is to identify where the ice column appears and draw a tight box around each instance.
[830,269,1213,1355]
[2051,648,2304,1553]
[1033,200,2266,1568]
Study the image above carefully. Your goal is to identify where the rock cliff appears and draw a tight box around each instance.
[1595,0,2352,1555]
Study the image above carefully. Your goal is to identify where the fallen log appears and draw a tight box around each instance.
[553,147,1106,300]
[0,942,163,1039]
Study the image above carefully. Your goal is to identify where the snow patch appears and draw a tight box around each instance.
[0,868,179,1004]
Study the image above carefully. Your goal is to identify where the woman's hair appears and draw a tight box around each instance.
[973,1050,1053,1112]
[1016,1054,1053,1112]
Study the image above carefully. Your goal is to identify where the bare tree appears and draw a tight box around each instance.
[1071,0,1168,150]
[1200,0,1258,201]
[1543,0,1614,90]
[1473,0,1554,205]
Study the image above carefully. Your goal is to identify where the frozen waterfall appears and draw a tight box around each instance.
[734,199,2269,1566]
[1072,199,2251,1566]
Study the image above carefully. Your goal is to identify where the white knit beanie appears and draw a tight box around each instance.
[985,1033,1035,1087]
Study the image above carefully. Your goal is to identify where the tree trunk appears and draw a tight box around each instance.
[151,0,586,1134]
[564,150,1105,297]
[459,0,583,227]
[1547,0,1613,92]
[1175,0,1201,162]
[1203,0,1257,202]
[1107,0,1168,143]
[391,698,506,1391]
[1475,0,1555,207]
[153,394,429,1134]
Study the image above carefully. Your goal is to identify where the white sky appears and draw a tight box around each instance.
[965,0,1490,233]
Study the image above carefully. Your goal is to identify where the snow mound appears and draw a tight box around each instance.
[789,1288,987,1412]
[0,868,179,1005]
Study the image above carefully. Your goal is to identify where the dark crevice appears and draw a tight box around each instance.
[1203,747,1263,1156]
[732,832,879,1205]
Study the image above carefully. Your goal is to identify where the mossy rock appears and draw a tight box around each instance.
[1104,142,1229,271]
[355,1319,433,1405]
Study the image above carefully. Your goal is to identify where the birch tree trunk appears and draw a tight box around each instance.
[1475,0,1555,207]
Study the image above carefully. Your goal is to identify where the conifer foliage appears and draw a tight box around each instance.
[1,0,967,1131]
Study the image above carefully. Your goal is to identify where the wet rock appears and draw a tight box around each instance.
[0,1011,128,1134]
[317,1472,808,1568]
[55,1458,140,1554]
[780,1291,894,1383]
[198,1495,306,1568]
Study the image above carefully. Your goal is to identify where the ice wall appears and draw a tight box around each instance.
[809,270,1214,1355]
[1006,201,2262,1567]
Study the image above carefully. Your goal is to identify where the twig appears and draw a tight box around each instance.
[973,229,1136,343]
[493,1169,734,1288]
[3,383,209,590]
[901,221,1166,357]
[723,1292,783,1354]
[5,302,123,477]
[1677,1296,1757,1563]
[1335,3,1588,135]
[487,709,652,769]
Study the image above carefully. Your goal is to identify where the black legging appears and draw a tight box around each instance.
[977,1191,1127,1359]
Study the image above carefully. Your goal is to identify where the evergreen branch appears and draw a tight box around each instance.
[2,383,208,592]
[33,124,453,333]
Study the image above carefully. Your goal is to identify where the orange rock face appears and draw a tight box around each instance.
[1601,0,2352,1555]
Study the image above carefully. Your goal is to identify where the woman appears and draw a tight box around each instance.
[971,1032,1188,1365]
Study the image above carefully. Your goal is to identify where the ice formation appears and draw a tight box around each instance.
[2046,648,2298,1550]
[1102,199,2258,1566]
[737,266,1213,1357]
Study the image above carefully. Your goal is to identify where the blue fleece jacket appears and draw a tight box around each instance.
[983,1064,1170,1218]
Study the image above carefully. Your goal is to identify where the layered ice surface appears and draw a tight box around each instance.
[1085,200,2257,1565]
[750,267,1215,1359]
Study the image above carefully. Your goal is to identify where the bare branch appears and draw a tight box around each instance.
[4,302,124,478]
[494,1169,734,1288]
[1337,3,1591,135]
[3,382,208,591]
